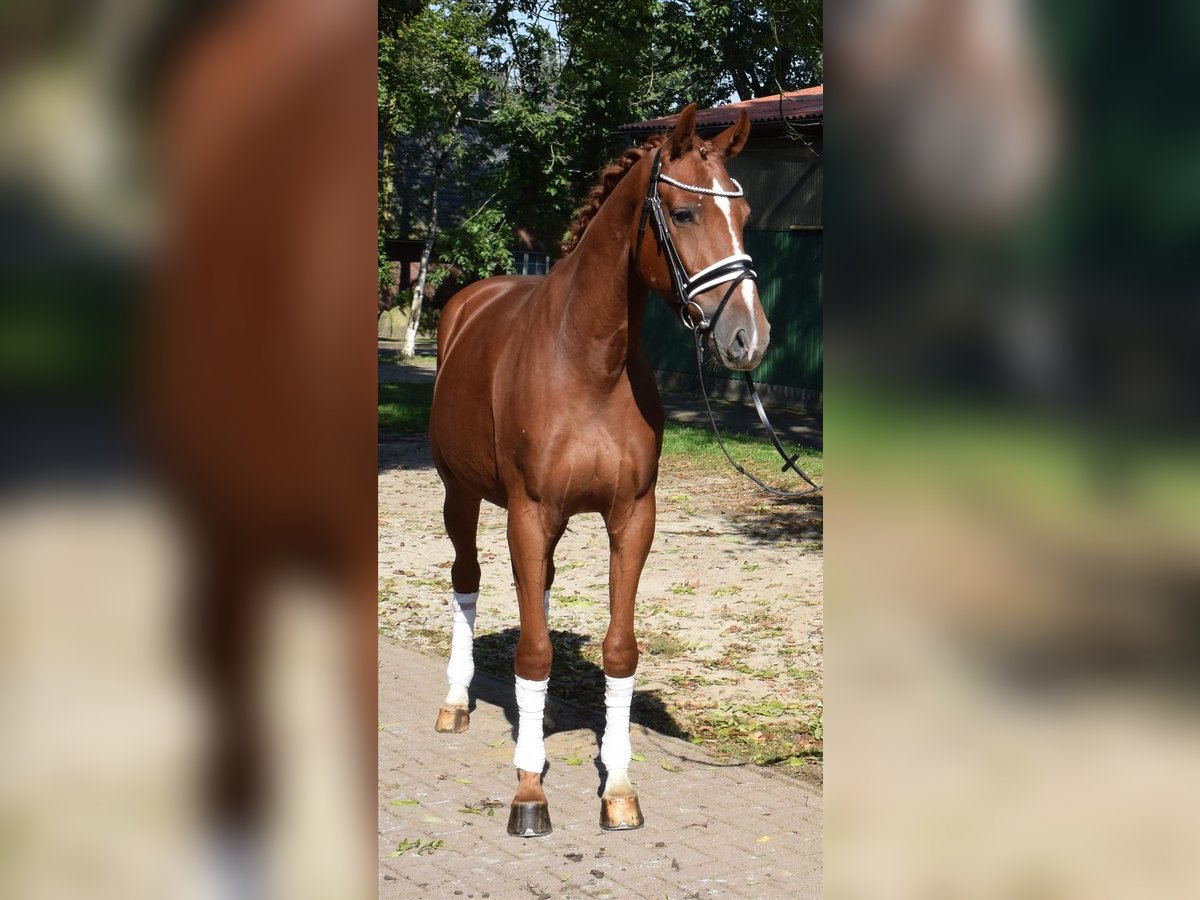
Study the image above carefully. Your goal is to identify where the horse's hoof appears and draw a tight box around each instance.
[599,794,644,831]
[434,706,469,733]
[507,801,552,837]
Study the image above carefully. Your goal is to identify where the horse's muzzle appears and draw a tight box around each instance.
[713,323,768,371]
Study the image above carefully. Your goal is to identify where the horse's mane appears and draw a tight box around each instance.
[560,135,666,255]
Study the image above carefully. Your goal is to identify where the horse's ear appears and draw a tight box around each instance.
[713,110,750,159]
[669,104,698,159]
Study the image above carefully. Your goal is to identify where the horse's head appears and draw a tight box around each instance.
[633,104,770,371]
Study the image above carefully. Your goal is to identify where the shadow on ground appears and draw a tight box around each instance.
[472,628,687,739]
[730,494,824,547]
[470,627,695,790]
[378,433,436,472]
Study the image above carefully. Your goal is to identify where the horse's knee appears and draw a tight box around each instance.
[514,631,553,681]
[602,631,639,678]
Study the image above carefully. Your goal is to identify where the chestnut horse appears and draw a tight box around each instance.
[428,105,769,836]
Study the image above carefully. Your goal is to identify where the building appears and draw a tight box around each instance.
[618,87,823,409]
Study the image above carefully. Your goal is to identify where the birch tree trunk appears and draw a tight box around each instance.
[403,197,437,357]
[403,111,460,357]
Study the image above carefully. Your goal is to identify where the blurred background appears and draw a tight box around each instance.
[827,0,1200,896]
[1,1,376,898]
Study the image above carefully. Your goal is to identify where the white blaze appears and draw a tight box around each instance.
[711,179,758,355]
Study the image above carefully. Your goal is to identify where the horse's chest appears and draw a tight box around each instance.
[515,418,658,506]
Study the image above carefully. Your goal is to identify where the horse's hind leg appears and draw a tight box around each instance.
[435,483,482,734]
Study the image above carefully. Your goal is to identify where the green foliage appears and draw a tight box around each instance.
[379,0,494,239]
[689,0,823,98]
[379,0,823,284]
[378,232,395,295]
[379,2,489,141]
[435,205,515,284]
[486,95,580,250]
[476,0,821,249]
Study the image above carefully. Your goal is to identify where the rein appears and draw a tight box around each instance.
[638,148,821,500]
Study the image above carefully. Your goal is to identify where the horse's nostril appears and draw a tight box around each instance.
[732,328,750,355]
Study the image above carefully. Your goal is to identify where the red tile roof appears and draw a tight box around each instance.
[618,87,823,135]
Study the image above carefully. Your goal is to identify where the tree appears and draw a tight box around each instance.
[478,0,822,250]
[379,0,511,355]
[690,0,822,99]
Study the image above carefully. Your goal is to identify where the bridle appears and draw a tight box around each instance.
[635,148,756,335]
[635,147,821,500]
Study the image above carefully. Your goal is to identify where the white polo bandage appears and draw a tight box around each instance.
[600,674,635,771]
[512,675,549,773]
[445,591,477,693]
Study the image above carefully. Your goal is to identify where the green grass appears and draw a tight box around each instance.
[662,420,823,479]
[378,380,823,485]
[688,699,823,767]
[378,382,433,433]
[832,382,1200,531]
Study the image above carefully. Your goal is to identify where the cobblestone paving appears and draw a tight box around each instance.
[379,640,821,899]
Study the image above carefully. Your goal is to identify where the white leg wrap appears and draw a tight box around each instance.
[445,591,477,701]
[512,675,549,773]
[600,674,635,772]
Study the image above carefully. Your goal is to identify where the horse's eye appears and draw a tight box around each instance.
[670,209,695,225]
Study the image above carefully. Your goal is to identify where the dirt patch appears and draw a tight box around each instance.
[378,435,823,782]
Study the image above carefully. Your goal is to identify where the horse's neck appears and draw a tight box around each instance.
[555,182,648,385]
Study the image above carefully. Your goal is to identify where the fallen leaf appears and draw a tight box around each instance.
[388,799,419,806]
[756,835,771,843]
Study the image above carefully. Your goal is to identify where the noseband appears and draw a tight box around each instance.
[635,149,757,333]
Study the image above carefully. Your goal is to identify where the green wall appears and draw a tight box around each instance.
[641,229,823,393]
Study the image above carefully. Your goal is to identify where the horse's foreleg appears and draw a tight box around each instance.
[538,523,566,731]
[505,500,558,837]
[599,492,656,830]
[436,485,481,733]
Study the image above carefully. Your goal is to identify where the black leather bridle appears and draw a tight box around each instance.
[635,147,821,499]
[635,148,757,335]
